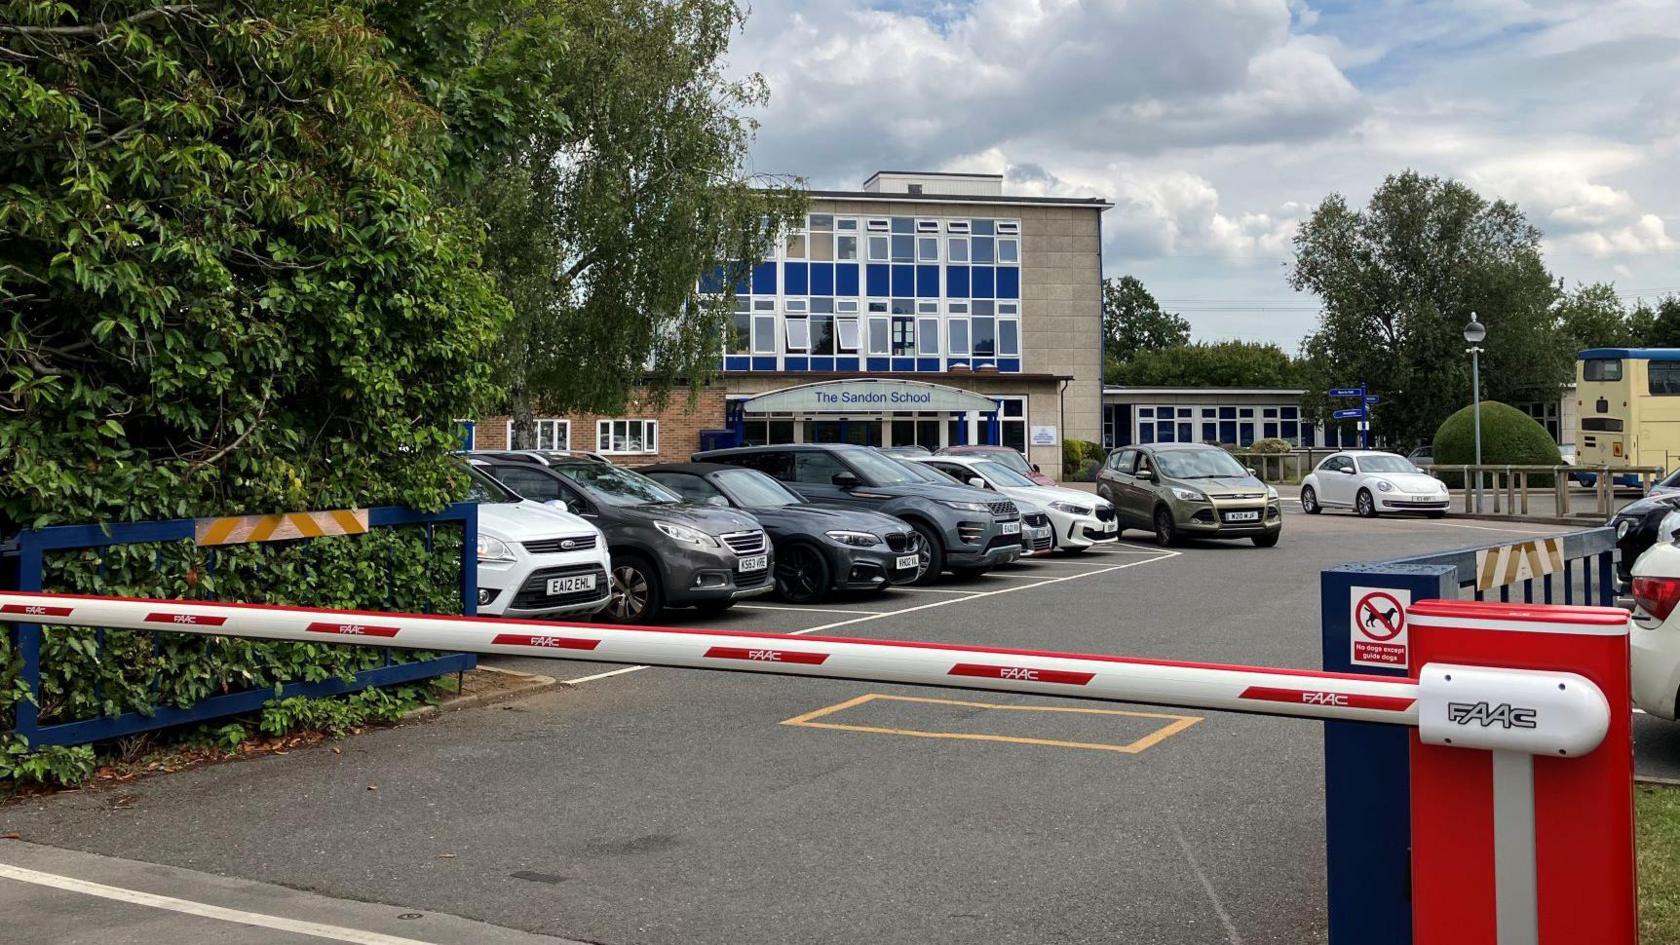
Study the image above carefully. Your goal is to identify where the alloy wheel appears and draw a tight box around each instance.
[609,564,650,621]
[776,546,824,603]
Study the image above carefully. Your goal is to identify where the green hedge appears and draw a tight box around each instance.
[1062,439,1106,482]
[1433,401,1562,486]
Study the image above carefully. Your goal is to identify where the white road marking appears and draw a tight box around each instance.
[557,551,1179,680]
[1169,822,1245,945]
[734,604,887,616]
[1287,500,1576,535]
[0,861,440,945]
[879,587,980,595]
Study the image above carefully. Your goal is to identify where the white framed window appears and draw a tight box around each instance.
[784,230,807,259]
[836,317,860,353]
[998,318,1020,356]
[948,300,970,316]
[946,220,970,234]
[947,237,969,263]
[997,301,1018,316]
[998,238,1019,264]
[891,316,916,356]
[996,220,1020,236]
[837,235,858,261]
[808,214,833,231]
[917,300,939,315]
[915,219,940,233]
[866,218,890,232]
[867,316,890,355]
[837,217,859,232]
[753,298,775,311]
[917,236,940,262]
[867,299,888,314]
[597,419,658,455]
[868,235,890,261]
[784,316,810,352]
[752,315,776,354]
[917,317,940,356]
[506,418,570,450]
[836,299,860,314]
[785,298,808,313]
[948,318,970,355]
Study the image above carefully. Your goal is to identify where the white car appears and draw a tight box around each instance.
[1300,450,1450,518]
[908,454,1119,552]
[1630,519,1680,720]
[462,460,613,618]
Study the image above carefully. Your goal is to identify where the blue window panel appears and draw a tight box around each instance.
[1219,420,1237,443]
[891,265,914,297]
[735,268,750,294]
[891,357,915,372]
[752,262,777,295]
[724,356,750,371]
[1178,408,1193,418]
[916,357,940,372]
[1264,422,1279,438]
[1139,425,1155,444]
[1202,422,1217,441]
[1282,406,1299,420]
[1179,423,1193,441]
[783,263,809,296]
[866,357,890,371]
[700,266,727,294]
[1263,407,1279,418]
[785,357,808,371]
[1303,425,1317,447]
[837,263,860,297]
[836,357,860,371]
[751,356,777,371]
[916,265,940,298]
[972,266,995,299]
[1283,421,1299,439]
[866,264,890,297]
[1157,423,1176,443]
[947,359,969,371]
[971,359,994,371]
[1239,423,1255,446]
[1219,406,1237,420]
[996,266,1019,299]
[946,265,970,298]
[1139,408,1154,418]
[810,263,834,297]
[998,358,1021,372]
[811,356,834,372]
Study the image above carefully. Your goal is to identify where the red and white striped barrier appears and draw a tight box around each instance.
[0,592,1637,945]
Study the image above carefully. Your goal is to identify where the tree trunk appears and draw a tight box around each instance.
[509,380,536,450]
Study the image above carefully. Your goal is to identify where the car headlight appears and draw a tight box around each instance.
[1375,480,1394,493]
[1265,485,1278,500]
[654,520,719,547]
[1049,500,1094,516]
[1170,487,1206,502]
[1616,518,1632,540]
[476,535,516,562]
[940,500,992,513]
[825,530,882,547]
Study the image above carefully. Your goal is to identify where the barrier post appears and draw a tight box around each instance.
[1407,598,1635,945]
[1321,563,1456,945]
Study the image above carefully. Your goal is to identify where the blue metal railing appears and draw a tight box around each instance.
[2,504,479,748]
[1318,525,1618,945]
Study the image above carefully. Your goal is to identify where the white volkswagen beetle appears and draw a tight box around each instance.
[1300,450,1450,518]
[906,454,1119,552]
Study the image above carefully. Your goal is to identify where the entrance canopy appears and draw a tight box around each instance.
[740,379,998,415]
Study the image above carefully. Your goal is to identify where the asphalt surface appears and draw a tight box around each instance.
[0,508,1639,945]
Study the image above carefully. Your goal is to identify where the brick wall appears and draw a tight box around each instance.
[473,387,727,466]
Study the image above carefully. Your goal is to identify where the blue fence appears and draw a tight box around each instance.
[1319,525,1618,945]
[2,504,479,748]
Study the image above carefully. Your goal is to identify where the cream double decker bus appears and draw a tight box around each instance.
[1576,348,1680,478]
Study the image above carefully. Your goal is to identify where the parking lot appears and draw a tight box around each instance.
[0,508,1638,945]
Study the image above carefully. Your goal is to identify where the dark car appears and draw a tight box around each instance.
[642,463,925,602]
[474,454,773,623]
[1611,493,1680,587]
[693,444,1022,583]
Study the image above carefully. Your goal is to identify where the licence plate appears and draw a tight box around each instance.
[1225,510,1261,522]
[1000,521,1021,535]
[738,554,768,573]
[895,554,920,571]
[546,574,597,595]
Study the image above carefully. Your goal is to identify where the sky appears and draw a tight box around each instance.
[726,0,1680,350]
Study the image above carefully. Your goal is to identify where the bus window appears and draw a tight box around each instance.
[1583,358,1623,382]
[1652,362,1680,396]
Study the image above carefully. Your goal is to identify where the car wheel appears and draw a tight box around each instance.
[606,555,664,624]
[774,542,831,604]
[1301,485,1322,515]
[1252,532,1280,548]
[1356,489,1378,518]
[1153,507,1178,547]
[908,520,944,586]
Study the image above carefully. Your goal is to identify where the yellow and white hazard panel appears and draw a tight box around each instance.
[1475,537,1564,591]
[194,509,369,547]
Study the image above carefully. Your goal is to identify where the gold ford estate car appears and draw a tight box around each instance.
[1096,444,1283,547]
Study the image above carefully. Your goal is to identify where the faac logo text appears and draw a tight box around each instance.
[1447,701,1538,729]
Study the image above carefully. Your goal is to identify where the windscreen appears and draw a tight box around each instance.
[979,449,1033,475]
[1154,449,1250,480]
[973,460,1038,488]
[554,463,683,506]
[463,464,520,503]
[716,468,802,508]
[1357,455,1420,475]
[843,449,919,486]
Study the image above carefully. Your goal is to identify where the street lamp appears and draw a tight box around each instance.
[1464,316,1487,512]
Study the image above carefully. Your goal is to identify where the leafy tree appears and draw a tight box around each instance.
[0,0,509,531]
[1290,171,1564,446]
[1108,341,1301,388]
[1555,282,1634,354]
[1103,275,1190,365]
[1637,296,1680,348]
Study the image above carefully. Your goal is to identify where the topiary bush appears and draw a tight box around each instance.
[1434,401,1562,487]
[1247,437,1293,455]
[1060,439,1105,482]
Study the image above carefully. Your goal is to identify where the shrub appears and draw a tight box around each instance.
[1434,401,1562,486]
[1061,439,1105,481]
[1247,438,1293,455]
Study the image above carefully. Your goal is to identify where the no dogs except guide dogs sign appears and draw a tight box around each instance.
[1350,586,1411,668]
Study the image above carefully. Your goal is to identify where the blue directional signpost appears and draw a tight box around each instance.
[1329,384,1378,448]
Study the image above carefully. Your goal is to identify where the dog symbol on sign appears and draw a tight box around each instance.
[1356,592,1405,641]
[1350,588,1410,668]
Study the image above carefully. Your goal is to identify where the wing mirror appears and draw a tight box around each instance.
[832,471,860,489]
[1246,467,1257,476]
[968,477,988,489]
[1339,467,1356,475]
[1031,463,1041,473]
[706,495,730,508]
[1136,469,1155,481]
[543,498,568,513]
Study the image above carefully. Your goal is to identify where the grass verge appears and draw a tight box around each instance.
[1641,783,1680,942]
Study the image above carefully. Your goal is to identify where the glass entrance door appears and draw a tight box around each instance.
[803,419,879,446]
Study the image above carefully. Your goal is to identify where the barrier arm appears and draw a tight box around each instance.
[0,592,1635,945]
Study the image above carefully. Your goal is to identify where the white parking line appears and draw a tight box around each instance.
[734,604,887,616]
[0,861,439,945]
[557,550,1179,682]
[880,586,979,595]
